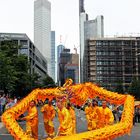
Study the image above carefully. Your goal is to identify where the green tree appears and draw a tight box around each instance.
[128,78,140,99]
[0,41,30,96]
[0,41,19,93]
[115,80,124,93]
[42,75,56,88]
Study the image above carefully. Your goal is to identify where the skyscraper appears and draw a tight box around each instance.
[79,0,85,14]
[51,31,56,82]
[79,0,104,83]
[34,0,51,77]
[56,44,65,85]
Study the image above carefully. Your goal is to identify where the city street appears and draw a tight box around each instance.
[0,108,140,140]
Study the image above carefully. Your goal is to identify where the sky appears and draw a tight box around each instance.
[0,0,140,53]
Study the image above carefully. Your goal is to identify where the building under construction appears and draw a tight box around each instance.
[86,37,140,91]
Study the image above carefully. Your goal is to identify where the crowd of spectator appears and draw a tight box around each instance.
[0,93,18,120]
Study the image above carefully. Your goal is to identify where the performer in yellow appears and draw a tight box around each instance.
[85,101,93,131]
[91,100,100,130]
[67,103,76,133]
[98,101,114,128]
[41,100,55,138]
[20,100,38,140]
[57,101,73,136]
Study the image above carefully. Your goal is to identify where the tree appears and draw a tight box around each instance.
[0,41,19,94]
[42,75,56,88]
[115,80,124,93]
[128,78,140,99]
[0,41,30,96]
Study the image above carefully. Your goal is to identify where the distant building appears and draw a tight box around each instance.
[51,31,56,82]
[87,37,140,91]
[0,33,47,78]
[79,0,104,83]
[79,0,85,14]
[34,0,51,77]
[56,44,65,85]
[59,48,79,86]
[65,54,79,84]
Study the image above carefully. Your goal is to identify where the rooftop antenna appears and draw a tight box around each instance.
[64,35,68,47]
[60,35,62,44]
[74,45,79,54]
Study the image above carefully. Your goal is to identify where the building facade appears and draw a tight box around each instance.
[59,49,79,86]
[87,37,140,91]
[79,0,104,83]
[0,33,47,78]
[34,0,51,77]
[65,54,79,84]
[51,31,56,82]
[56,44,65,85]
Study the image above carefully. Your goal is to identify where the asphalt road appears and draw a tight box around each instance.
[0,108,140,140]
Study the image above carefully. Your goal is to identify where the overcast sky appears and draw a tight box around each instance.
[0,0,140,52]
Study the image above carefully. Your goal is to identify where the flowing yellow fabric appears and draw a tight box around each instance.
[98,107,114,128]
[68,107,76,133]
[58,107,73,136]
[41,104,55,137]
[23,106,38,140]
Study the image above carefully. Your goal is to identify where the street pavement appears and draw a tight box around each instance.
[0,108,140,140]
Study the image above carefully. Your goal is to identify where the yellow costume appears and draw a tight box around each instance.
[91,106,100,130]
[68,107,76,133]
[98,107,114,128]
[85,106,93,131]
[41,104,55,137]
[23,106,38,140]
[58,107,73,136]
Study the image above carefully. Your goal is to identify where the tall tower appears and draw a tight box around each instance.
[79,0,85,14]
[79,0,104,83]
[34,0,51,77]
[51,31,56,82]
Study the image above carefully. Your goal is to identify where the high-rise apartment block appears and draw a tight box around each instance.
[34,0,51,77]
[87,37,140,91]
[79,0,104,83]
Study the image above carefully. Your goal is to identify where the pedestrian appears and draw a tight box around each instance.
[41,100,55,138]
[1,94,6,113]
[4,97,15,111]
[116,107,122,122]
[134,106,139,123]
[138,107,140,123]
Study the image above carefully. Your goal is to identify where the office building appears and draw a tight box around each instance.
[0,33,47,78]
[34,0,51,77]
[65,54,79,84]
[51,31,56,82]
[59,48,79,86]
[87,37,140,91]
[79,0,104,83]
[56,44,65,84]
